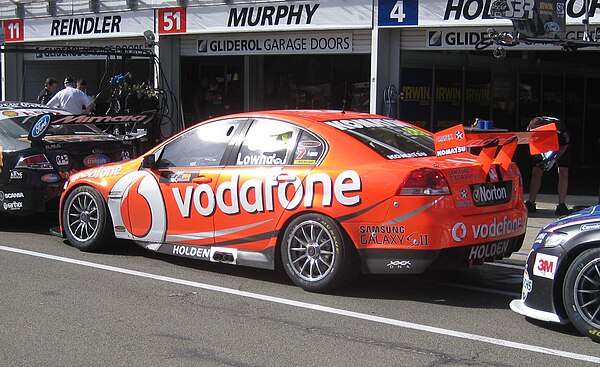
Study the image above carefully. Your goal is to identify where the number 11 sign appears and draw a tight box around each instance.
[3,19,24,42]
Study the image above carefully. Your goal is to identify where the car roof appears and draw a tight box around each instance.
[219,109,387,125]
[0,101,51,110]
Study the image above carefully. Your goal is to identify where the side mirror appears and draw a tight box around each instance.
[141,155,156,168]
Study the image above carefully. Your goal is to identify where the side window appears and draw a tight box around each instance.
[235,119,299,166]
[293,130,325,165]
[158,119,241,168]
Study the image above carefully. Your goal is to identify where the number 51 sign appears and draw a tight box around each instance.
[158,7,187,34]
[378,0,419,26]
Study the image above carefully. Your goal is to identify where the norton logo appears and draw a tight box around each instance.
[428,31,442,47]
[470,181,511,207]
[31,115,51,139]
[84,154,110,167]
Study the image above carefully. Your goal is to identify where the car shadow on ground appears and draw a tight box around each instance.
[525,317,583,338]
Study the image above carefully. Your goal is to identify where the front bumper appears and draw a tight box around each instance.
[509,245,569,324]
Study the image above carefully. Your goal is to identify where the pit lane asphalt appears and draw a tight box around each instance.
[1,196,599,367]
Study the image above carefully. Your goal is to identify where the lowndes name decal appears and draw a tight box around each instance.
[172,170,361,218]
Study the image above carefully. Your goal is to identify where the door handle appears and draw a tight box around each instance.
[192,176,213,184]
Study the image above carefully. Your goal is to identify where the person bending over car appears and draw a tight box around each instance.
[46,77,93,115]
[525,116,572,216]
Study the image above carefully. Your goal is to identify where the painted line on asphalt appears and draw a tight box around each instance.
[1,245,599,365]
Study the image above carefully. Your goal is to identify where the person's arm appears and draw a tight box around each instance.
[555,144,568,159]
[46,93,59,108]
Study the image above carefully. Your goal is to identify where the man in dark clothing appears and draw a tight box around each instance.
[525,116,572,215]
[37,77,58,105]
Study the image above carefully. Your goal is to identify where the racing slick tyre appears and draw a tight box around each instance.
[562,248,600,343]
[63,186,113,252]
[281,213,356,293]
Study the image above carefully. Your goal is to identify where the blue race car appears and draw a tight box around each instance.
[510,206,600,342]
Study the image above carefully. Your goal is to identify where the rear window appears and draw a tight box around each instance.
[0,114,99,140]
[323,118,435,159]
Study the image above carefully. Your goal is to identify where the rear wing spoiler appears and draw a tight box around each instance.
[28,112,156,141]
[433,123,559,174]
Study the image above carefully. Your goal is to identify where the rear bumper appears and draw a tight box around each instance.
[358,234,525,274]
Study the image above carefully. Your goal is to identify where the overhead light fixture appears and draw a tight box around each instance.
[46,0,56,16]
[127,0,137,10]
[143,30,157,47]
[89,0,99,12]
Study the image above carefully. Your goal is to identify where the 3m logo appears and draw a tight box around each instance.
[533,253,558,279]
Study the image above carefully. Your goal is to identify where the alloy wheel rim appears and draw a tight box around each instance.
[67,192,100,242]
[287,220,335,282]
[574,258,600,329]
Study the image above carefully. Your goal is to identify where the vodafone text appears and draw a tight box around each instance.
[473,216,523,240]
[172,170,361,217]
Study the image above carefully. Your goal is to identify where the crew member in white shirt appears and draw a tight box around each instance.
[46,77,94,114]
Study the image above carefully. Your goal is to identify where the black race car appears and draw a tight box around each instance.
[510,206,600,342]
[0,102,153,215]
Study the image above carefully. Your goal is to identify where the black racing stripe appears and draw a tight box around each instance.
[213,230,278,247]
[335,198,389,223]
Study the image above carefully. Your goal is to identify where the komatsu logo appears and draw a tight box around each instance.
[228,4,320,27]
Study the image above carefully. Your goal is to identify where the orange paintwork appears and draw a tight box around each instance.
[59,110,529,273]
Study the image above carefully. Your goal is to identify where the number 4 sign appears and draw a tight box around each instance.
[158,7,187,34]
[3,19,24,42]
[378,0,419,26]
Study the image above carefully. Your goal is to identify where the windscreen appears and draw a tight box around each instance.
[323,118,435,159]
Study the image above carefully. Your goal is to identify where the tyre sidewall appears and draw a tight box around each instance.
[562,248,600,343]
[281,213,350,293]
[63,186,111,252]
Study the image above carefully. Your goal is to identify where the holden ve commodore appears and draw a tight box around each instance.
[57,110,550,292]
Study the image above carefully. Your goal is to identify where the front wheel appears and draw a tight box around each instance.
[280,214,356,293]
[563,248,600,343]
[62,186,113,252]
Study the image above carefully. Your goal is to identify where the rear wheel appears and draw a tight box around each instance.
[63,186,113,252]
[563,248,600,343]
[281,213,356,293]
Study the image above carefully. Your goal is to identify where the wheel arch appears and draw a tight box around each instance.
[59,181,108,235]
[274,210,360,270]
[552,240,600,320]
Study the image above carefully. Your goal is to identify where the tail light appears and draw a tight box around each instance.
[397,168,450,196]
[15,154,53,170]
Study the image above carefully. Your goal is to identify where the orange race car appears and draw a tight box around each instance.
[56,110,558,292]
